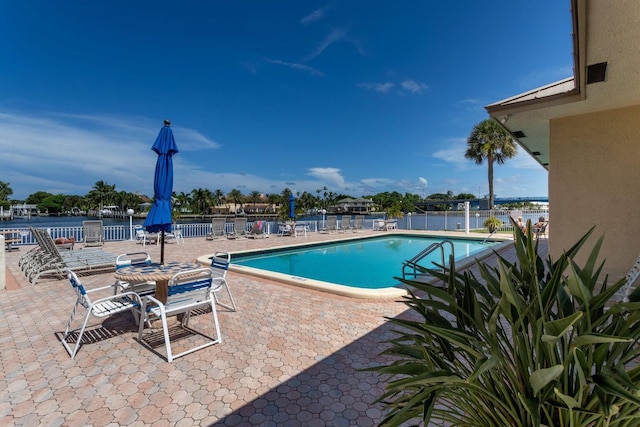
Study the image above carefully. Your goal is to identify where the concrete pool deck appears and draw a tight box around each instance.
[0,229,535,426]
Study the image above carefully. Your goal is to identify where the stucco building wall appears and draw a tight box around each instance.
[550,104,640,280]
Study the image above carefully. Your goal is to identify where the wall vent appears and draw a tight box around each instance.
[512,130,526,138]
[587,62,607,84]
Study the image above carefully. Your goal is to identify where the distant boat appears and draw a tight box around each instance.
[68,207,84,216]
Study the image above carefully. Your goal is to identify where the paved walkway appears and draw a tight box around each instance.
[0,230,542,426]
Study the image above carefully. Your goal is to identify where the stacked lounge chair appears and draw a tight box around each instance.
[20,227,117,284]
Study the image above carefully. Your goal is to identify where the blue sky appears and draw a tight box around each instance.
[0,1,571,201]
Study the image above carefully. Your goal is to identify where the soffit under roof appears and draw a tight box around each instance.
[485,0,640,170]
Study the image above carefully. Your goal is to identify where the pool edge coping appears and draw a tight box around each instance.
[197,231,513,299]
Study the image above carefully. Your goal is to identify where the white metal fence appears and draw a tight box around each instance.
[1,209,549,247]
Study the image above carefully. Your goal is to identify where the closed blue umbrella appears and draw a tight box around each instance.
[143,120,179,264]
[289,194,295,219]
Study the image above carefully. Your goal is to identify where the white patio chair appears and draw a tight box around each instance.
[294,222,308,237]
[115,252,156,296]
[138,268,222,362]
[163,224,184,244]
[209,252,237,312]
[61,270,142,359]
[277,223,292,236]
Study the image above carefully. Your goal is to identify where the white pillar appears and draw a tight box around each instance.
[464,201,470,235]
[0,236,5,290]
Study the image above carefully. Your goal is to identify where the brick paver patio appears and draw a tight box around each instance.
[0,229,532,426]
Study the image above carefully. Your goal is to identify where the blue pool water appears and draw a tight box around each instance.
[233,236,499,289]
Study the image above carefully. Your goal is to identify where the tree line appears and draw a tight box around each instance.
[1,119,522,216]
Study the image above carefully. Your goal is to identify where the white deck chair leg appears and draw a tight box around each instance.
[213,278,237,312]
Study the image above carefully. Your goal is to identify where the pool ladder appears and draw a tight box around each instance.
[402,240,454,280]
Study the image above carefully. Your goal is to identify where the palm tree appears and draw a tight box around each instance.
[266,193,279,213]
[0,181,13,203]
[212,189,225,211]
[465,119,517,209]
[191,188,208,216]
[87,180,116,210]
[227,189,245,215]
[248,191,262,213]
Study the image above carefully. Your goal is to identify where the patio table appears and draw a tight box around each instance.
[114,261,200,303]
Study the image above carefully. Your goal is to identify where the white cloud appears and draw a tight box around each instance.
[0,111,221,198]
[305,26,350,61]
[432,138,469,167]
[300,5,332,25]
[401,79,428,94]
[357,79,428,95]
[356,82,394,93]
[306,167,346,188]
[418,177,428,186]
[264,57,325,77]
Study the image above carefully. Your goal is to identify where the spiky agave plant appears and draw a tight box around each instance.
[373,224,640,426]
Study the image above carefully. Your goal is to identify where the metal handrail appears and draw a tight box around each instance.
[402,239,454,280]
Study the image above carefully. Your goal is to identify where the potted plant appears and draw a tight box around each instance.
[372,227,640,426]
[483,216,502,233]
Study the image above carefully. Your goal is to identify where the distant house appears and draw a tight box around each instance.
[485,0,640,280]
[335,197,374,214]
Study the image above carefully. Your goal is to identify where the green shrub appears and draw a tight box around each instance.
[483,216,502,232]
[373,224,640,426]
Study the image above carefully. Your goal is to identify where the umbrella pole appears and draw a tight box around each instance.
[160,230,165,264]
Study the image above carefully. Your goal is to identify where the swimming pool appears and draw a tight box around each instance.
[208,235,503,299]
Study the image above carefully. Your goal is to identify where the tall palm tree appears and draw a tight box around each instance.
[248,191,262,213]
[227,189,245,215]
[88,180,116,210]
[465,119,517,210]
[191,188,207,216]
[266,193,279,213]
[212,189,225,211]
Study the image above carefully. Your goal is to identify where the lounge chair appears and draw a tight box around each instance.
[82,220,104,248]
[24,227,117,284]
[247,220,267,239]
[227,217,248,239]
[325,216,338,233]
[353,215,365,232]
[206,218,226,240]
[339,216,351,233]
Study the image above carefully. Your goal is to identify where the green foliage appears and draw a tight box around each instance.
[483,216,503,232]
[373,224,640,426]
[37,194,65,213]
[0,181,13,203]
